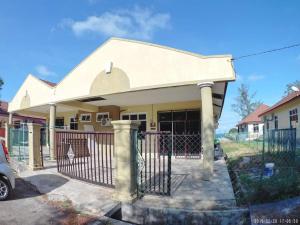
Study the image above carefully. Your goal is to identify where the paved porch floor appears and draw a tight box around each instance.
[135,158,236,211]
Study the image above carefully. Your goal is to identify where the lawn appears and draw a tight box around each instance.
[222,140,300,206]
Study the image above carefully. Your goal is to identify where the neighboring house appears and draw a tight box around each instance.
[237,104,269,140]
[0,101,45,129]
[8,37,236,158]
[259,91,300,148]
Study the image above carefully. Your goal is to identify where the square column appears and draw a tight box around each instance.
[28,123,43,170]
[198,82,215,180]
[49,104,56,160]
[111,120,140,203]
[8,113,13,125]
[5,123,13,150]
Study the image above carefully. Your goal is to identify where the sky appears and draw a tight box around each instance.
[0,0,300,133]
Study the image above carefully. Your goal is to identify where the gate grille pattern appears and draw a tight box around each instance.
[56,131,115,187]
[173,134,201,159]
[137,132,172,196]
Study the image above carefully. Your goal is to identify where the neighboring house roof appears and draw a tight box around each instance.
[39,79,57,87]
[259,91,300,116]
[0,101,8,113]
[237,104,269,126]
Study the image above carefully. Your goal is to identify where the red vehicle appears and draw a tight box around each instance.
[0,141,9,162]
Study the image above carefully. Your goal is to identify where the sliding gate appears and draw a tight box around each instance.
[56,131,115,187]
[136,132,172,196]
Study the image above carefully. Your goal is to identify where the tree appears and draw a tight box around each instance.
[284,80,300,96]
[0,77,4,105]
[231,83,262,119]
[228,128,238,134]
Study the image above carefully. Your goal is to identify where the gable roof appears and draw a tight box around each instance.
[39,79,57,87]
[237,104,269,126]
[259,91,300,116]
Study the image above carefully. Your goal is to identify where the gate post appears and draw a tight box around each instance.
[111,120,140,203]
[5,123,13,150]
[28,123,43,170]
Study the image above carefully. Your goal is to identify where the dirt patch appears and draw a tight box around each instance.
[43,196,99,225]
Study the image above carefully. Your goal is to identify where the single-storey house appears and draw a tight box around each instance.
[237,104,269,140]
[259,90,300,148]
[7,38,236,176]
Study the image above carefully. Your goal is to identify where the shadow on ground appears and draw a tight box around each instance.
[10,174,69,201]
[21,173,69,194]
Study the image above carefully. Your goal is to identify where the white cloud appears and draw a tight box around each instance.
[247,74,265,81]
[35,65,56,77]
[236,74,243,81]
[60,6,170,40]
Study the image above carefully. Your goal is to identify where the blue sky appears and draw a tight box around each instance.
[1,0,300,132]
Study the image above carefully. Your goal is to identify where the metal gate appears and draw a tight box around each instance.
[136,132,172,196]
[56,131,115,187]
[173,133,201,159]
[40,127,50,167]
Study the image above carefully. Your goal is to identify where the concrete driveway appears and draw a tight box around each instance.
[0,178,98,225]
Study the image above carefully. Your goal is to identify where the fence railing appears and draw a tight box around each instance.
[224,128,299,206]
[8,127,29,162]
[136,132,172,196]
[56,131,115,187]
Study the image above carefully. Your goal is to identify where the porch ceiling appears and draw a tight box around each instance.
[17,82,226,118]
[84,82,225,107]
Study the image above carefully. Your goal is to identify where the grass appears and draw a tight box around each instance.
[222,140,300,206]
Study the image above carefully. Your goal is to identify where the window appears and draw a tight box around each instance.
[266,121,269,130]
[55,118,64,128]
[70,117,78,130]
[14,120,21,129]
[96,112,109,122]
[253,124,259,133]
[80,113,91,122]
[274,116,278,129]
[121,112,147,132]
[289,108,298,128]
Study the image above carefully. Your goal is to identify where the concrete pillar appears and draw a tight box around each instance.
[49,104,56,160]
[28,123,43,170]
[8,113,13,125]
[198,82,215,180]
[5,123,13,150]
[111,120,140,203]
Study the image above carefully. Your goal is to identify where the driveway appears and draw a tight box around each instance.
[0,178,98,225]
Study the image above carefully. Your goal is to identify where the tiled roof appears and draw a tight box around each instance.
[259,91,300,116]
[0,101,8,112]
[237,104,269,126]
[39,79,57,87]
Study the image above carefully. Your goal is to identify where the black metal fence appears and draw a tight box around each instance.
[266,128,297,161]
[40,127,50,167]
[136,132,172,196]
[56,131,115,187]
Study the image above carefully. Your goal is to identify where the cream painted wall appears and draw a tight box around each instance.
[120,100,201,131]
[53,38,234,103]
[54,101,202,132]
[9,75,54,112]
[263,98,300,147]
[9,38,235,113]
